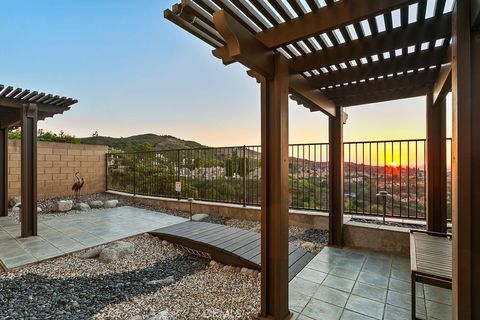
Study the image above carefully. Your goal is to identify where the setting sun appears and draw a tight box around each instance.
[389,161,399,168]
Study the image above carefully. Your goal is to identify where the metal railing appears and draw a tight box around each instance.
[107,139,452,220]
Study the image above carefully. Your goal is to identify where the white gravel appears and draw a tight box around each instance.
[0,234,260,320]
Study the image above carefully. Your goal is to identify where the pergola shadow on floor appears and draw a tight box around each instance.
[0,85,77,237]
[164,1,479,319]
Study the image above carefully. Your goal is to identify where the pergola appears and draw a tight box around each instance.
[164,0,479,319]
[0,85,77,237]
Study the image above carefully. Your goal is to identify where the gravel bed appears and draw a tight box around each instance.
[351,217,427,230]
[0,235,260,319]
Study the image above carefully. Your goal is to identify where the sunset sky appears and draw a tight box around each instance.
[0,0,452,147]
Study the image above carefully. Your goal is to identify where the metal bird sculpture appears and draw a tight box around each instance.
[72,172,85,199]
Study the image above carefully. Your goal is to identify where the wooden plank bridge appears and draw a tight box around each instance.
[149,221,314,281]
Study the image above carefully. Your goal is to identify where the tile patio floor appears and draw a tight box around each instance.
[289,246,452,320]
[0,206,185,270]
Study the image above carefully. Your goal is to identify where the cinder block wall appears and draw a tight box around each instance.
[7,140,108,199]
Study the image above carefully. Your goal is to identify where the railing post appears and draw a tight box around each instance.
[177,149,181,200]
[133,153,137,196]
[243,145,247,207]
[105,153,108,192]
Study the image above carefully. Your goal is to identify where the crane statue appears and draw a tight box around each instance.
[72,172,85,199]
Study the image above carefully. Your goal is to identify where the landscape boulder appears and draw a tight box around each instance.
[301,241,316,252]
[98,241,135,263]
[104,199,119,208]
[53,200,73,212]
[80,246,104,259]
[8,196,21,208]
[191,213,209,221]
[73,202,91,211]
[88,200,104,208]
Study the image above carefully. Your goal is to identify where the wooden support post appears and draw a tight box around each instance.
[426,92,447,233]
[260,53,291,320]
[451,1,480,318]
[0,126,8,217]
[20,104,37,237]
[328,106,344,246]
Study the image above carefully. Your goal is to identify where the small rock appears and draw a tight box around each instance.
[80,247,104,259]
[37,207,42,213]
[8,196,21,208]
[88,200,104,208]
[53,200,73,212]
[146,276,175,286]
[73,202,91,211]
[148,311,175,320]
[240,267,249,275]
[162,240,169,246]
[104,199,119,208]
[191,213,209,221]
[301,241,316,252]
[98,241,135,263]
[209,260,217,267]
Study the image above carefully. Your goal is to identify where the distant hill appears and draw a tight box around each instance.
[80,134,206,151]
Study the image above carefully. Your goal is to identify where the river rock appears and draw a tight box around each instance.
[73,202,91,211]
[191,213,209,221]
[88,200,104,208]
[53,200,73,212]
[98,241,135,263]
[104,199,119,208]
[146,276,175,286]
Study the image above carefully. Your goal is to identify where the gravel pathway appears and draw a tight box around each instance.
[0,235,260,319]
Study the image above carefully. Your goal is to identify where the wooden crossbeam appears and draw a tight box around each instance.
[255,0,418,48]
[323,70,437,99]
[433,64,452,106]
[309,46,450,88]
[0,97,70,114]
[212,10,336,117]
[289,13,452,72]
[333,85,431,107]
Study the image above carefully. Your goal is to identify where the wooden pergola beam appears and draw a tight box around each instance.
[289,13,452,72]
[433,64,452,106]
[309,46,450,89]
[333,85,431,107]
[323,70,437,99]
[212,10,336,117]
[256,0,418,48]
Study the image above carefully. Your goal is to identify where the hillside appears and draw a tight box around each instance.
[80,134,206,150]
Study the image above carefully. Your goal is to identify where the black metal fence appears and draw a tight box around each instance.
[107,139,452,220]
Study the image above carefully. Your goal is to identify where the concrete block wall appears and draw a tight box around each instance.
[7,139,108,199]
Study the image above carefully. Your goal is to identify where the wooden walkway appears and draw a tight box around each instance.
[149,221,314,281]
